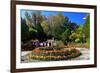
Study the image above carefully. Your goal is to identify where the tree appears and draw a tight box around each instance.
[69,25,86,43]
[76,26,87,43]
[25,11,33,27]
[47,13,66,40]
[28,26,37,40]
[64,16,79,31]
[36,23,47,41]
[24,11,47,41]
[31,11,44,27]
[25,11,31,20]
[21,18,29,41]
[61,29,71,44]
[82,14,90,45]
[41,20,51,37]
[82,15,90,38]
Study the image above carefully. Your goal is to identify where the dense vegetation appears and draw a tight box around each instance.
[21,11,90,47]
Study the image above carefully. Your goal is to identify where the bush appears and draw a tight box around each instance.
[56,41,65,48]
[30,47,82,61]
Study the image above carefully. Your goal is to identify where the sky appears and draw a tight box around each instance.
[21,9,88,25]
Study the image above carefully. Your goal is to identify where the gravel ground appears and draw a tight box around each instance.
[21,51,32,56]
[21,48,90,63]
[70,48,90,60]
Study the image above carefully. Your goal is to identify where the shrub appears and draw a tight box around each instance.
[30,47,82,61]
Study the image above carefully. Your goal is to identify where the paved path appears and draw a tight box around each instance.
[21,51,32,56]
[70,48,90,60]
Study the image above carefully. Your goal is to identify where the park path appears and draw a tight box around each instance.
[70,48,90,60]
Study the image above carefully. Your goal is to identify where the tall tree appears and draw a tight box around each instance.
[82,14,90,45]
[61,28,71,44]
[21,18,29,41]
[32,11,44,27]
[47,13,66,40]
[82,14,90,38]
[25,11,33,27]
[41,20,51,36]
[31,11,47,41]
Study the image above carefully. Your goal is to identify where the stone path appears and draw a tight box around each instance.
[70,48,90,60]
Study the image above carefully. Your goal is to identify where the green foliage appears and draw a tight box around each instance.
[47,14,66,40]
[69,32,78,42]
[82,15,90,38]
[29,26,37,32]
[55,40,64,48]
[32,11,43,26]
[82,14,90,47]
[25,11,31,20]
[69,25,86,43]
[36,23,47,41]
[28,26,37,40]
[61,29,71,44]
[41,20,51,36]
[74,26,84,43]
[64,17,78,31]
[52,25,65,40]
[86,38,90,48]
[21,18,29,41]
[23,11,47,41]
[21,11,90,47]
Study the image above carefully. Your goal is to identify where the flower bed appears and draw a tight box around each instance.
[29,47,82,61]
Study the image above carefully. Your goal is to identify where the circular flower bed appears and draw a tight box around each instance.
[29,47,82,61]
